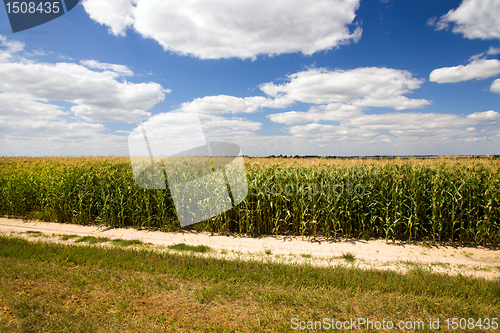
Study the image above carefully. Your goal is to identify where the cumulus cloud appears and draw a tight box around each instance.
[199,114,262,132]
[433,0,500,41]
[285,110,500,142]
[184,66,430,130]
[0,92,66,119]
[181,95,293,115]
[288,123,345,138]
[0,61,167,122]
[80,59,134,76]
[491,79,500,94]
[0,129,129,156]
[268,103,363,125]
[0,91,123,156]
[429,59,500,83]
[182,66,429,129]
[260,67,430,109]
[0,35,24,63]
[347,110,499,132]
[0,35,171,155]
[487,46,500,55]
[466,110,500,123]
[249,111,500,156]
[82,0,362,60]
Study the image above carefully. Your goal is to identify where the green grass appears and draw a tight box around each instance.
[463,251,474,258]
[74,236,110,244]
[167,243,211,253]
[431,262,450,269]
[59,234,80,241]
[24,231,47,238]
[339,252,356,263]
[400,260,422,268]
[0,235,498,332]
[420,241,432,249]
[111,239,143,247]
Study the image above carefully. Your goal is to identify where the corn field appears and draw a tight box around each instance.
[1,156,499,244]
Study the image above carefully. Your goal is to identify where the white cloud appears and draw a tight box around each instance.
[468,52,484,62]
[82,0,362,60]
[491,79,500,94]
[188,108,500,156]
[0,35,24,63]
[24,49,48,57]
[0,61,167,122]
[352,96,431,110]
[288,123,344,138]
[260,67,430,109]
[0,35,171,156]
[268,111,313,125]
[187,66,430,130]
[429,59,500,83]
[184,66,429,127]
[81,0,135,36]
[284,110,500,146]
[176,67,500,155]
[487,46,500,55]
[181,95,293,115]
[346,110,499,132]
[0,131,129,156]
[80,59,134,76]
[466,110,500,123]
[0,91,123,156]
[268,103,363,125]
[434,0,500,41]
[199,114,262,132]
[0,92,66,119]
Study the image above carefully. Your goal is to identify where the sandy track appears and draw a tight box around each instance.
[0,218,499,280]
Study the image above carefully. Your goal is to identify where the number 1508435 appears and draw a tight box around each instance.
[5,2,60,14]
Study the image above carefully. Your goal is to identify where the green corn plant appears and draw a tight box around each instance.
[1,156,499,245]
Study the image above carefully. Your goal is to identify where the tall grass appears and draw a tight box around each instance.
[0,156,499,244]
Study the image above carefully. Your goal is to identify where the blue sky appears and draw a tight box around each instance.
[0,0,499,156]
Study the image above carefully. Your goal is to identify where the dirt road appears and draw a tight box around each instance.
[1,217,498,279]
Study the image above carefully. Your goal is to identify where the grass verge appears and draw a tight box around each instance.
[0,235,498,332]
[167,243,211,253]
[111,238,144,247]
[74,236,110,244]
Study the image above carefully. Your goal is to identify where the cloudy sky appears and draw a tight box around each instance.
[0,0,499,156]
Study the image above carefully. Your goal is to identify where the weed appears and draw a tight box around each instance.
[25,231,44,237]
[111,239,143,247]
[59,234,81,241]
[463,251,473,258]
[167,243,211,253]
[75,236,110,244]
[340,252,356,263]
[431,262,450,269]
